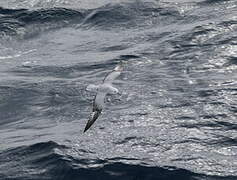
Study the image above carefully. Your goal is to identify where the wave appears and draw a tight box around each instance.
[79,2,180,30]
[0,1,181,40]
[199,0,233,5]
[0,7,84,40]
[2,141,233,180]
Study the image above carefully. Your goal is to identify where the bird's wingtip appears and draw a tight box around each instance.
[83,110,101,133]
[83,126,89,133]
[83,120,92,133]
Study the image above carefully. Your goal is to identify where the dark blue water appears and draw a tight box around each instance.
[0,0,237,179]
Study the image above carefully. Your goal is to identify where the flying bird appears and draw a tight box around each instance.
[84,64,123,132]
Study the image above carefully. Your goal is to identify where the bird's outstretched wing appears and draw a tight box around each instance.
[84,92,106,132]
[103,64,123,84]
[84,63,123,133]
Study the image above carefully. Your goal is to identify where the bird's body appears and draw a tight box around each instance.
[84,64,123,132]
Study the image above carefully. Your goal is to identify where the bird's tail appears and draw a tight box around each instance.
[84,110,101,133]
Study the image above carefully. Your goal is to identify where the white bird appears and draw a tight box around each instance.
[84,64,123,132]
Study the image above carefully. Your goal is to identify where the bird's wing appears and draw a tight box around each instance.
[103,64,123,84]
[93,91,106,111]
[84,92,106,132]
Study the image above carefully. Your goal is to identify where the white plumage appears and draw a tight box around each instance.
[84,64,123,132]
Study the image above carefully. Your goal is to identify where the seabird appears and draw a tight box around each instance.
[84,64,123,132]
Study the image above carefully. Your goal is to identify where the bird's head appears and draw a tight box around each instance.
[111,88,119,94]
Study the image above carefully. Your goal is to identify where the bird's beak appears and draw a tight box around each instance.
[84,110,101,133]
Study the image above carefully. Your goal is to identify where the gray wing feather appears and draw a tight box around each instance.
[84,92,106,132]
[93,92,106,111]
[84,110,101,132]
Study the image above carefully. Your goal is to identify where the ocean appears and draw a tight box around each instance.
[0,0,237,179]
